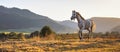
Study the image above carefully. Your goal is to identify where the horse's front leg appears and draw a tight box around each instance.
[79,30,83,40]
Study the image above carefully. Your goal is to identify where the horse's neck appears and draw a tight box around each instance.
[76,15,84,23]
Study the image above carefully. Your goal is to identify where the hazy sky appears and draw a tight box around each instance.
[0,0,120,21]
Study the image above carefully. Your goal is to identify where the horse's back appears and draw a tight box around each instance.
[84,19,96,32]
[85,19,92,28]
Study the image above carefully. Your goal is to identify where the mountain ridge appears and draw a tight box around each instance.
[0,6,77,33]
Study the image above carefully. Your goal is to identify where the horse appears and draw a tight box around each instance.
[70,10,96,40]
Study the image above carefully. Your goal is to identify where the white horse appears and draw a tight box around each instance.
[71,10,96,40]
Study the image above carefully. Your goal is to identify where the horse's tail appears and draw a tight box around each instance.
[91,20,96,32]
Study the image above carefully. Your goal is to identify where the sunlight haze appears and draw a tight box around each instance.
[0,0,120,21]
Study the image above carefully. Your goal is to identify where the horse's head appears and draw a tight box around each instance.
[71,10,77,20]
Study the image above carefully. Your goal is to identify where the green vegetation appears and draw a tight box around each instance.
[30,31,40,37]
[40,26,54,37]
[0,26,55,41]
[30,26,55,38]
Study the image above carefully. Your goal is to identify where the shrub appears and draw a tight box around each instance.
[8,32,18,39]
[18,33,25,40]
[0,33,6,38]
[40,26,54,37]
[0,33,7,41]
[30,31,40,37]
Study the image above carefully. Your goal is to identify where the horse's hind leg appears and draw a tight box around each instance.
[87,29,91,39]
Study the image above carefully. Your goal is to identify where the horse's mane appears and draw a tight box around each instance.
[76,12,85,20]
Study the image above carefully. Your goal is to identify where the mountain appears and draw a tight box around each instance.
[60,17,120,33]
[58,20,78,29]
[91,17,120,33]
[111,25,120,33]
[1,6,119,33]
[0,6,76,33]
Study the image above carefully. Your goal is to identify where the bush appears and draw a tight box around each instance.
[18,33,25,40]
[0,33,6,38]
[8,32,18,39]
[0,33,7,41]
[30,31,40,37]
[40,26,54,37]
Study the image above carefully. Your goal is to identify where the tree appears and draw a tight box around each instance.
[40,26,54,37]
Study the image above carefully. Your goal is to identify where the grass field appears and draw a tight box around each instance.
[0,33,120,52]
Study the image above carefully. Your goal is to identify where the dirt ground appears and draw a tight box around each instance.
[0,38,120,52]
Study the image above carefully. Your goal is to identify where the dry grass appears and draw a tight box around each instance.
[0,40,44,52]
[0,33,120,52]
[0,38,120,52]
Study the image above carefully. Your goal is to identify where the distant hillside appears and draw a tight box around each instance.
[60,17,120,33]
[58,20,78,29]
[91,17,120,33]
[0,6,76,33]
[111,25,120,33]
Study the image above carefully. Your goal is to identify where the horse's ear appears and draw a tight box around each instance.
[72,10,74,11]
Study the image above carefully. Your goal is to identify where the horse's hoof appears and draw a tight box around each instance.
[79,39,84,42]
